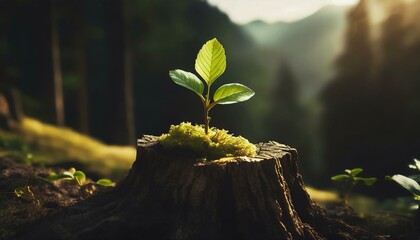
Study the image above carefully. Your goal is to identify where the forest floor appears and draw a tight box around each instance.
[0,119,418,239]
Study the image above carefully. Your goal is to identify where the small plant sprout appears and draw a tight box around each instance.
[47,167,86,186]
[169,38,255,134]
[14,185,40,206]
[331,168,377,203]
[47,167,115,187]
[387,159,420,201]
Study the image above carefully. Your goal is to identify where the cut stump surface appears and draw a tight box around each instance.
[16,135,374,240]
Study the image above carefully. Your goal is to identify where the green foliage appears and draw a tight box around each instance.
[0,137,28,152]
[159,122,257,160]
[47,167,79,182]
[73,171,86,186]
[169,69,204,96]
[47,167,114,187]
[409,159,420,171]
[195,38,226,86]
[387,175,420,201]
[331,168,377,203]
[387,159,420,201]
[169,38,255,134]
[0,130,35,165]
[213,83,254,104]
[96,179,115,187]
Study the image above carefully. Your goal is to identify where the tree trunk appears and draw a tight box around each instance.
[34,0,65,126]
[16,136,372,240]
[74,0,89,134]
[105,0,135,145]
[50,0,65,127]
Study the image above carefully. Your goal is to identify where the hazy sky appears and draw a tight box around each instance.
[206,0,359,24]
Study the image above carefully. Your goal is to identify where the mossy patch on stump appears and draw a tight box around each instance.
[158,122,257,160]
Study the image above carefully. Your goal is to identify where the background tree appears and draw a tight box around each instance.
[61,0,90,134]
[33,0,65,126]
[322,0,420,194]
[372,1,420,178]
[321,0,375,181]
[265,61,316,181]
[0,1,23,124]
[105,0,135,145]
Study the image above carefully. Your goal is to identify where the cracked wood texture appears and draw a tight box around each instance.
[16,135,372,240]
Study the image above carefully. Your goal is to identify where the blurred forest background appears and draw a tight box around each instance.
[1,0,420,191]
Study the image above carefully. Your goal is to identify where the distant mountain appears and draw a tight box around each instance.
[242,19,289,46]
[242,5,352,99]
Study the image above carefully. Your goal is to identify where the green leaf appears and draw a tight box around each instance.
[57,171,74,180]
[96,179,115,187]
[47,172,73,181]
[74,171,86,186]
[169,69,204,96]
[355,177,377,186]
[385,175,393,181]
[390,174,420,197]
[213,83,255,105]
[409,159,420,171]
[46,173,61,181]
[349,168,363,176]
[331,174,349,181]
[410,174,420,183]
[195,38,226,86]
[363,178,377,186]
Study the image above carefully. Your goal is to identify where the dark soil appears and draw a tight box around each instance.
[325,202,419,239]
[0,152,112,239]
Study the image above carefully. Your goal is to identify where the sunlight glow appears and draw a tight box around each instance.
[331,0,359,6]
[206,0,359,24]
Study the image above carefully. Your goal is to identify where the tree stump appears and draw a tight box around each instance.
[16,135,372,240]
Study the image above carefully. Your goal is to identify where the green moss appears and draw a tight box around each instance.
[159,122,257,160]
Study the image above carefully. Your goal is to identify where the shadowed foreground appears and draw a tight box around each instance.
[15,136,374,240]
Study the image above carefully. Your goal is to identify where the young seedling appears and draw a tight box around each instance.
[169,38,255,134]
[331,168,377,204]
[14,185,40,206]
[387,159,420,201]
[387,159,420,228]
[47,167,115,187]
[47,167,86,186]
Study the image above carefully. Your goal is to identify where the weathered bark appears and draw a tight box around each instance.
[16,136,373,240]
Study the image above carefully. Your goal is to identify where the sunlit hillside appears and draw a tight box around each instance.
[1,118,136,178]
